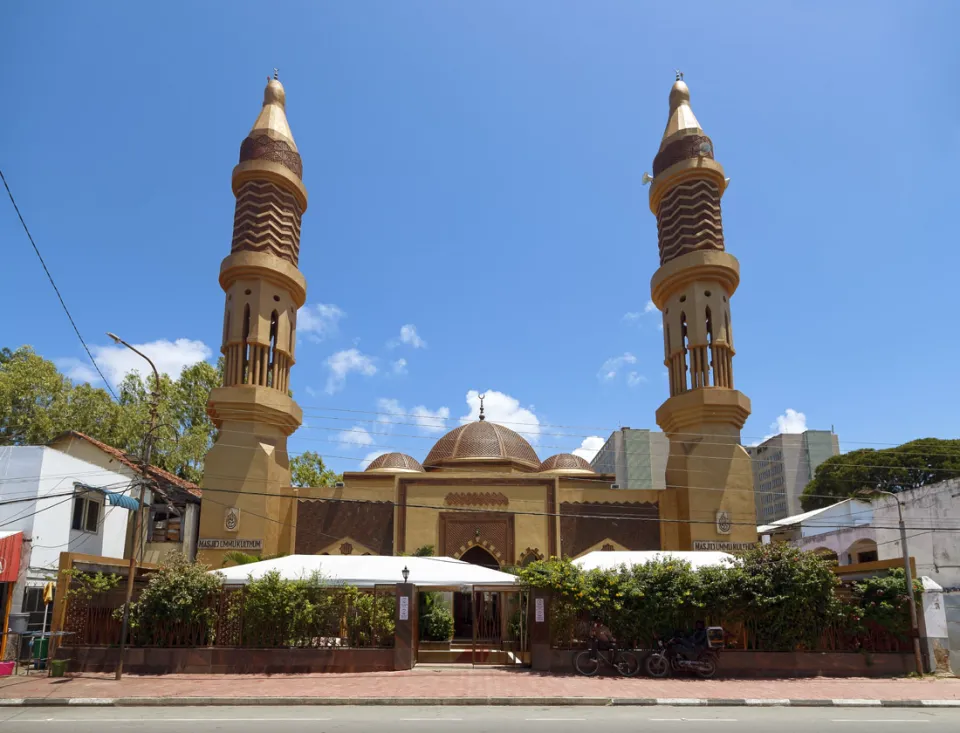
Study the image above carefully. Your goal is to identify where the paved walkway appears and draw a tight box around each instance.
[1,667,958,703]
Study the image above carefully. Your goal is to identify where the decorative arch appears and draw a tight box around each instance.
[458,544,500,570]
[519,547,543,567]
[846,538,879,565]
[810,547,839,564]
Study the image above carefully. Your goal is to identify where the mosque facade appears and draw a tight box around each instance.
[197,72,756,569]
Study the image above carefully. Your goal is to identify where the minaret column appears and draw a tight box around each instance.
[198,74,308,565]
[646,76,756,551]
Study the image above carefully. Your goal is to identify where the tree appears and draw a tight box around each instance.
[290,450,341,488]
[800,438,960,511]
[0,345,222,484]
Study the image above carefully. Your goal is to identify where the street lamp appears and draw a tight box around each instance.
[107,332,161,681]
[402,566,410,583]
[858,488,924,676]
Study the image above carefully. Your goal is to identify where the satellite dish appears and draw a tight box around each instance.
[641,172,654,186]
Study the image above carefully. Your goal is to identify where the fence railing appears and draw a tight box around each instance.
[62,585,396,649]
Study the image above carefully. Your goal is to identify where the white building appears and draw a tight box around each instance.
[590,428,668,490]
[759,480,960,674]
[0,432,200,647]
[747,430,840,524]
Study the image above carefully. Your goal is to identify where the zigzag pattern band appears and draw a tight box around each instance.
[230,180,303,266]
[656,179,724,265]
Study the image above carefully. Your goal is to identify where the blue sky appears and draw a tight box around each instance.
[2,2,958,474]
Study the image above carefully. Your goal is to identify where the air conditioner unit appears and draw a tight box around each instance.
[334,481,345,488]
[611,483,621,489]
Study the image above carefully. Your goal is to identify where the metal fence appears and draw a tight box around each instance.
[61,585,396,649]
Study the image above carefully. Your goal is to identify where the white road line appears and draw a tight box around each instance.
[832,699,883,707]
[13,719,333,723]
[921,700,960,706]
[744,699,790,706]
[656,698,707,706]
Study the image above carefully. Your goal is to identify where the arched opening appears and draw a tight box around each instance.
[241,304,251,384]
[705,306,714,387]
[846,539,879,565]
[811,547,839,565]
[453,545,501,641]
[459,545,500,570]
[268,309,279,388]
[680,311,690,391]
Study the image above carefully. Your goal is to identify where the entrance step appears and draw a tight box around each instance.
[417,648,514,665]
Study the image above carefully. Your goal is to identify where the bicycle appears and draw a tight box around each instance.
[574,643,640,677]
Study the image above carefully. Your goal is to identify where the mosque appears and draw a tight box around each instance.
[196,72,758,570]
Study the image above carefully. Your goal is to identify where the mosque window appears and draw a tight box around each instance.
[268,310,279,388]
[242,304,251,384]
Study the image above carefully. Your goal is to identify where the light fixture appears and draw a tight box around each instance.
[402,565,409,583]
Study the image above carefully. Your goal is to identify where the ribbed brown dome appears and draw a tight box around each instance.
[424,421,540,471]
[364,452,424,473]
[539,453,595,473]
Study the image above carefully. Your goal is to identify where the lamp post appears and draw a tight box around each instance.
[402,566,410,583]
[859,488,924,676]
[107,333,161,681]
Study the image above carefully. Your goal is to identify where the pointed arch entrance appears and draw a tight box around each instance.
[459,545,500,570]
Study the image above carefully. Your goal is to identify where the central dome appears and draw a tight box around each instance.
[424,420,540,471]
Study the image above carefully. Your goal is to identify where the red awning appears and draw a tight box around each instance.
[0,532,24,583]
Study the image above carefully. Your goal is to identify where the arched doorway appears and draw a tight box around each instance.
[459,545,500,570]
[453,545,500,638]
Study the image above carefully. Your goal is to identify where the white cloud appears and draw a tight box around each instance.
[58,338,213,387]
[644,300,657,314]
[361,450,389,469]
[598,352,638,381]
[337,425,375,448]
[460,389,540,444]
[622,312,642,323]
[392,358,408,375]
[572,435,605,462]
[305,386,319,398]
[299,303,345,343]
[627,371,648,387]
[375,397,449,435]
[325,348,376,394]
[622,301,658,327]
[757,408,809,444]
[389,324,427,349]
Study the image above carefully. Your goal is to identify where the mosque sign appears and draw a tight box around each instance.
[198,539,263,551]
[693,541,756,552]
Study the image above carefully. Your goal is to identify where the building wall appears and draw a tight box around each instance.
[749,430,840,524]
[590,428,668,490]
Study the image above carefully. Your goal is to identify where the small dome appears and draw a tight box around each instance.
[539,453,595,474]
[424,420,540,471]
[364,452,424,473]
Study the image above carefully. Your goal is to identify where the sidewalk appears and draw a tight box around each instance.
[1,668,959,707]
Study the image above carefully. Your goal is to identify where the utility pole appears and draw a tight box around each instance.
[107,333,161,681]
[862,488,924,676]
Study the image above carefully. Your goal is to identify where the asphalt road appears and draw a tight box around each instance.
[1,706,959,732]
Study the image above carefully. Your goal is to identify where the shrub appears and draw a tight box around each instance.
[124,553,222,646]
[421,604,455,641]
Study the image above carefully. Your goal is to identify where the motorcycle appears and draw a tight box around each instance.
[644,628,722,679]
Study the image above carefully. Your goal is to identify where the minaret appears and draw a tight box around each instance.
[198,73,307,564]
[647,74,756,550]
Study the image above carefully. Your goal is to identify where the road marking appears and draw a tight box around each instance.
[399,719,464,722]
[656,698,707,706]
[831,720,928,724]
[921,700,960,706]
[832,699,882,706]
[13,719,333,723]
[525,719,588,722]
[649,720,738,723]
[744,699,790,706]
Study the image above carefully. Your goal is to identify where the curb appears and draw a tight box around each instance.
[1,697,959,708]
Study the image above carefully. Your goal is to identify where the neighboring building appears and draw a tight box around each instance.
[759,480,960,674]
[590,428,668,490]
[0,432,200,652]
[747,430,840,524]
[197,74,759,575]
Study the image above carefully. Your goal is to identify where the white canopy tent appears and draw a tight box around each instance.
[573,550,736,573]
[212,554,520,589]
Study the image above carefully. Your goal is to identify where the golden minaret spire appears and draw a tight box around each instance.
[646,75,756,551]
[197,73,309,564]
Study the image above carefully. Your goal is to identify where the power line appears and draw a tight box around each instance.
[0,168,118,400]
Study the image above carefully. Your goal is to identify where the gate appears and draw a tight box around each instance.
[470,585,529,666]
